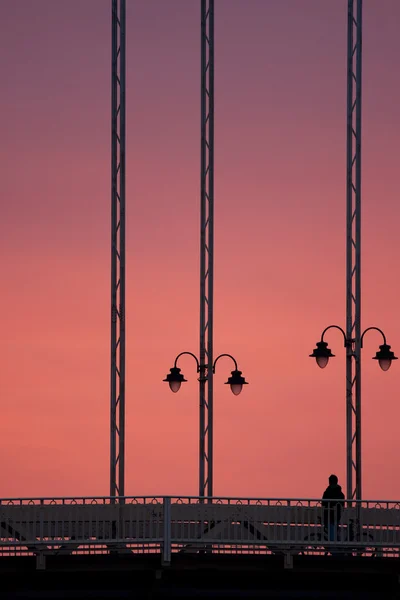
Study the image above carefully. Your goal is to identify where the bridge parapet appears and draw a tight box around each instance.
[1,496,399,567]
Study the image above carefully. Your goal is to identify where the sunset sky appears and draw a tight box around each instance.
[1,0,400,501]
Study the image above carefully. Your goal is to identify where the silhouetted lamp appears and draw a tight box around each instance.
[225,370,248,396]
[163,367,187,393]
[309,341,335,369]
[372,344,398,372]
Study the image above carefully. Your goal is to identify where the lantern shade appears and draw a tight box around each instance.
[378,358,391,372]
[163,367,187,392]
[372,344,398,372]
[224,370,248,395]
[169,380,182,393]
[230,383,243,396]
[316,355,329,369]
[309,341,335,369]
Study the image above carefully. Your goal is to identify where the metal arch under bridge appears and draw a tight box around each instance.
[1,495,400,570]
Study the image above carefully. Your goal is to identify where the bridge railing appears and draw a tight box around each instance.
[1,496,400,565]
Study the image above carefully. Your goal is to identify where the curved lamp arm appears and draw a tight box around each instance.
[174,351,201,372]
[360,327,387,348]
[321,324,348,347]
[212,353,238,373]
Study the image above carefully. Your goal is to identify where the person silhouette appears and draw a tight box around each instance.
[322,474,345,542]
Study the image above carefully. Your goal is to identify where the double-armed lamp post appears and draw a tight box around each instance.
[162,2,248,501]
[308,0,397,502]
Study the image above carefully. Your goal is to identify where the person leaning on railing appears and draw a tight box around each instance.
[321,474,345,541]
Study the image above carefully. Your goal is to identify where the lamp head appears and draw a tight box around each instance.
[163,367,187,392]
[373,344,398,372]
[225,369,248,395]
[309,341,335,369]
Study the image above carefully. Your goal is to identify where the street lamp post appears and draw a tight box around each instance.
[163,2,248,501]
[163,351,248,497]
[309,0,396,503]
[310,325,397,499]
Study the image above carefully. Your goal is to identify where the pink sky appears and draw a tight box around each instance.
[1,0,399,501]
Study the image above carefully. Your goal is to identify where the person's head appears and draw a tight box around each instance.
[329,474,338,486]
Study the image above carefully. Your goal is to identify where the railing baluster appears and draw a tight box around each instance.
[162,497,171,564]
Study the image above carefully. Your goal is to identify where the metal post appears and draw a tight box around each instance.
[110,0,126,499]
[346,0,362,501]
[200,0,214,499]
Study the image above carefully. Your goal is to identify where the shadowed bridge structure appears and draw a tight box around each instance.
[2,495,400,598]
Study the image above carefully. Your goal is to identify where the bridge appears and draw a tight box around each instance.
[2,495,400,597]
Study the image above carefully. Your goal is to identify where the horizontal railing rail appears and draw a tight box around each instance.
[1,496,400,565]
[1,495,400,505]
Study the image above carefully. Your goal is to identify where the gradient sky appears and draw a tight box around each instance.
[1,0,400,501]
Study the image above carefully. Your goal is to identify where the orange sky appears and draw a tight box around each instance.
[1,0,399,501]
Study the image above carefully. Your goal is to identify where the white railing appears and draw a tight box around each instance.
[1,496,400,565]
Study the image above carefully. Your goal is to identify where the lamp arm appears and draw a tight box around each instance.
[360,327,387,348]
[321,324,348,347]
[212,353,238,373]
[174,352,201,372]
